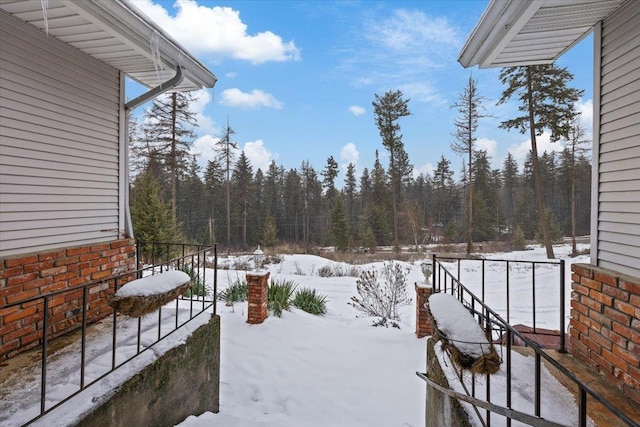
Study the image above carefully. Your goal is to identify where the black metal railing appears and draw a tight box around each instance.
[419,255,636,427]
[431,255,567,352]
[0,244,217,427]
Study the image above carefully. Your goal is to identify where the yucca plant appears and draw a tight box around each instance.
[268,279,297,317]
[217,279,248,303]
[293,287,328,315]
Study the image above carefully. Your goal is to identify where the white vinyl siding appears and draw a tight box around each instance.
[0,11,121,257]
[596,0,640,278]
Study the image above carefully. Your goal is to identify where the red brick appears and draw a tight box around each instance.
[590,290,613,306]
[619,279,640,296]
[602,347,623,369]
[0,339,20,356]
[80,266,99,276]
[3,324,35,341]
[41,281,69,294]
[22,277,53,291]
[570,319,589,335]
[7,272,37,287]
[55,256,80,267]
[90,243,111,252]
[53,271,77,282]
[582,335,603,354]
[4,306,38,323]
[91,258,109,267]
[580,295,602,312]
[612,322,639,343]
[39,250,66,262]
[601,327,628,348]
[581,277,602,291]
[91,270,111,280]
[614,300,636,316]
[23,260,55,274]
[79,252,101,262]
[0,266,25,280]
[628,364,640,383]
[571,300,589,315]
[612,343,639,367]
[603,306,631,326]
[572,264,593,279]
[590,330,613,351]
[594,270,618,287]
[69,277,90,287]
[602,284,629,301]
[591,351,613,374]
[4,255,38,268]
[67,246,90,256]
[110,239,132,249]
[6,289,39,304]
[40,265,67,277]
[572,283,588,296]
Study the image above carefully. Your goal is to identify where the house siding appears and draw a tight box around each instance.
[597,0,640,279]
[0,11,122,258]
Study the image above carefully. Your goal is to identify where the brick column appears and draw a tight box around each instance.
[246,271,269,324]
[415,283,433,338]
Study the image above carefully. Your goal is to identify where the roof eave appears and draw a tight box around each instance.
[67,0,216,90]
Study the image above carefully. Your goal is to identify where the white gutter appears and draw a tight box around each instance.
[458,0,543,68]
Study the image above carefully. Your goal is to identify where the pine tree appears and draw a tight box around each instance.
[344,163,359,241]
[204,158,225,245]
[232,151,253,250]
[322,156,339,201]
[142,91,198,220]
[372,90,412,250]
[130,170,182,262]
[215,120,238,252]
[330,196,349,251]
[261,213,279,248]
[501,152,520,243]
[451,76,488,255]
[498,65,583,259]
[177,156,207,242]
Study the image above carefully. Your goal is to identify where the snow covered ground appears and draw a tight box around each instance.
[1,244,591,427]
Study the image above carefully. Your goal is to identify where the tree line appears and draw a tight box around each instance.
[129,64,590,258]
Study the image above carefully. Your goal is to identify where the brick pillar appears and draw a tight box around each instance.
[246,271,269,324]
[415,283,433,338]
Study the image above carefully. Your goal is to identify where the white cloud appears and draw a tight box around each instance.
[415,162,434,178]
[243,139,275,172]
[340,143,359,167]
[132,0,300,64]
[220,88,283,110]
[507,132,566,170]
[576,98,593,138]
[190,89,218,135]
[348,105,365,116]
[476,137,498,159]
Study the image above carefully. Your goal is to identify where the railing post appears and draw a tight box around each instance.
[559,259,566,353]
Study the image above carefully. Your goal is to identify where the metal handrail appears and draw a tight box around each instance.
[1,244,218,427]
[427,255,637,427]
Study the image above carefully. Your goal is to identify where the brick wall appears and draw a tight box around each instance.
[570,263,640,405]
[415,283,433,338]
[0,239,136,359]
[246,272,269,324]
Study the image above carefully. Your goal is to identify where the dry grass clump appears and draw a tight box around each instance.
[109,281,190,317]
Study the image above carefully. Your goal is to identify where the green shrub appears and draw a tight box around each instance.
[293,287,328,315]
[268,279,297,317]
[182,265,207,297]
[218,279,248,302]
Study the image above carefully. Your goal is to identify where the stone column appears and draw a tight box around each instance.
[246,271,270,324]
[415,283,433,338]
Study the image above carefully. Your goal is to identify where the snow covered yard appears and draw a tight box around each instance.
[180,246,590,427]
[0,245,592,427]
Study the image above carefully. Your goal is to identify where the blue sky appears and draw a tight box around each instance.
[129,0,594,182]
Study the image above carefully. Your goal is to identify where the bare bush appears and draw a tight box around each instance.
[349,261,411,322]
